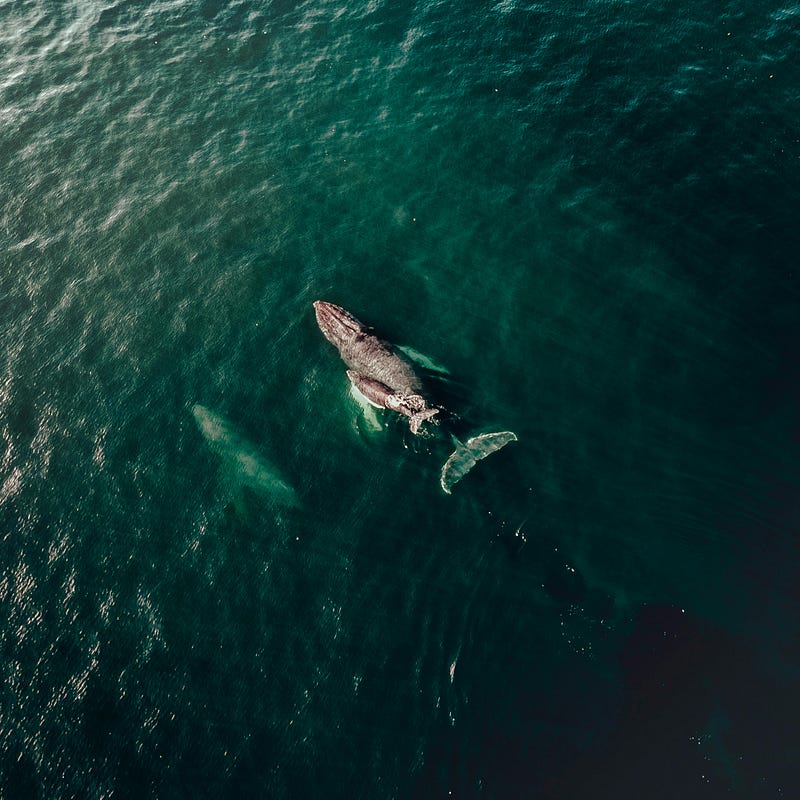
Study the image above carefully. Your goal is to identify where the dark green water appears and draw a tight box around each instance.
[2,1,798,797]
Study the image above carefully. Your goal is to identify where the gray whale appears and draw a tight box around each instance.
[313,301,517,491]
[314,301,439,433]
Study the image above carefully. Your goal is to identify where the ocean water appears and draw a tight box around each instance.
[1,1,798,797]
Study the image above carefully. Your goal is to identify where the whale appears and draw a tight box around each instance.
[314,301,440,434]
[313,300,517,492]
[191,404,298,509]
[346,370,439,434]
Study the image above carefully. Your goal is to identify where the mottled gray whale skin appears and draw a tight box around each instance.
[314,301,517,489]
[314,301,438,433]
[314,301,421,393]
[346,370,439,434]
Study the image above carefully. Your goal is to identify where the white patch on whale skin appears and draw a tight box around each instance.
[348,382,383,431]
[440,431,518,494]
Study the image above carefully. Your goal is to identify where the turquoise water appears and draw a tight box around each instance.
[2,1,799,797]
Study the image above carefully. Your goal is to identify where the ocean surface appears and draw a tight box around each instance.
[2,1,799,797]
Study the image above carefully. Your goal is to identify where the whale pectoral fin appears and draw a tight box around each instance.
[397,345,451,376]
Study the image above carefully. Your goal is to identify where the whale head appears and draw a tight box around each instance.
[314,301,365,350]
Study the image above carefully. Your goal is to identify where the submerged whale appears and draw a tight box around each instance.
[314,301,440,434]
[191,404,298,508]
[313,301,518,493]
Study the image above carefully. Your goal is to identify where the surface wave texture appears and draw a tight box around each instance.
[1,1,798,798]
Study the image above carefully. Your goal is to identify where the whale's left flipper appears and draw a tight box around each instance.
[440,431,518,494]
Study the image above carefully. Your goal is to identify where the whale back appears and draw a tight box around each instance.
[315,302,423,394]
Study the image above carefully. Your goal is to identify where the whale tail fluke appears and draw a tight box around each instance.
[440,430,517,494]
[409,408,440,434]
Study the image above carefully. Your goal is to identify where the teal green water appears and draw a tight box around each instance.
[2,2,799,797]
